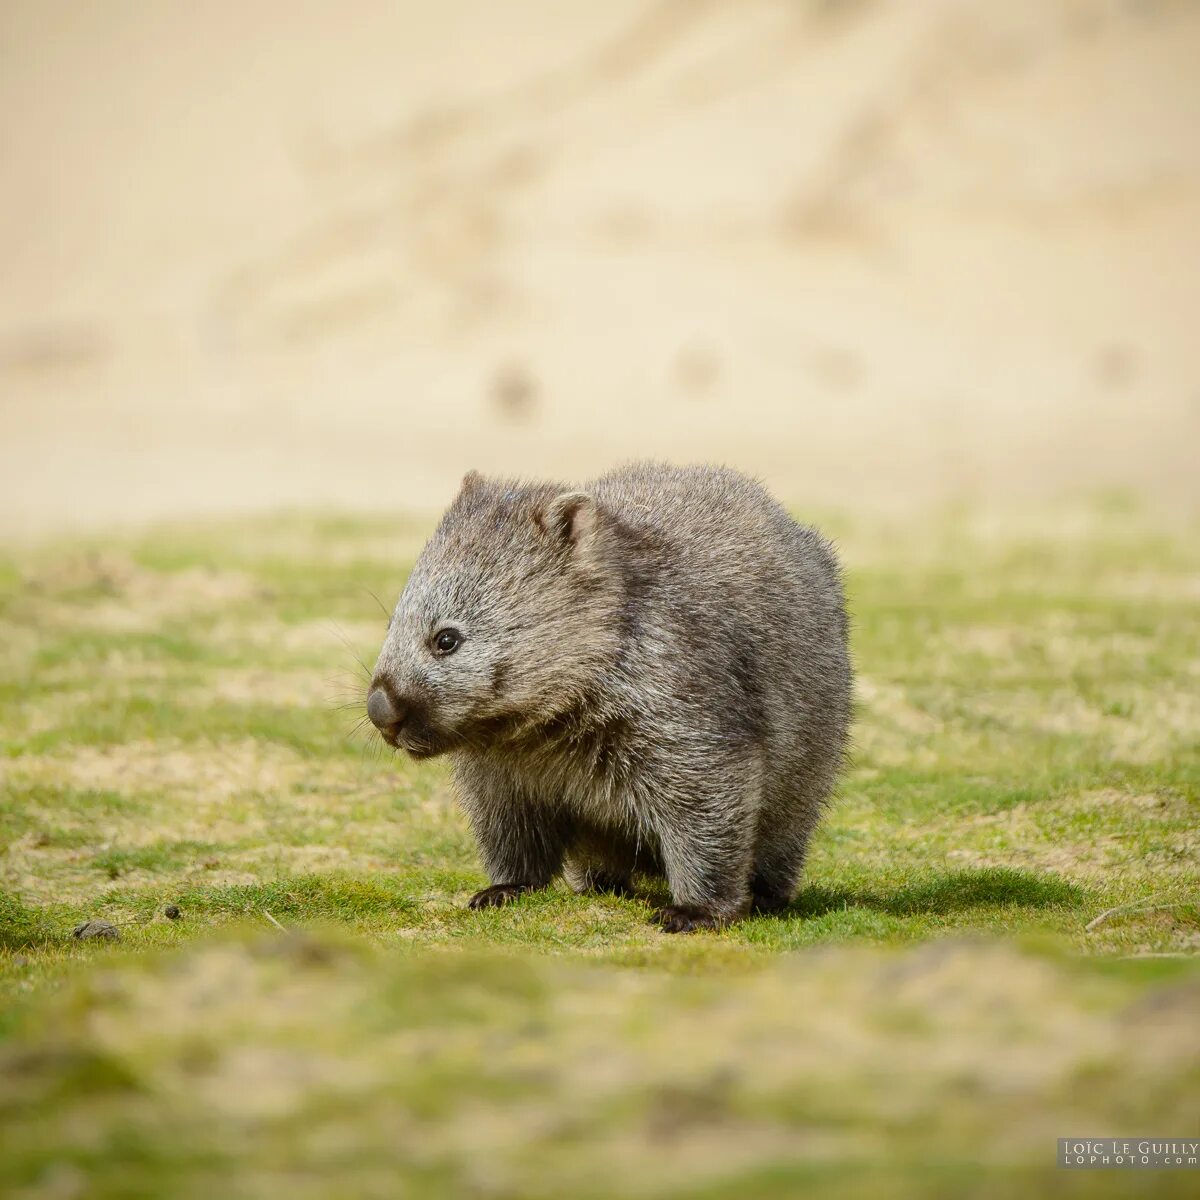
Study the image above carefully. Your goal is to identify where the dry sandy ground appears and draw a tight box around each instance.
[2,0,1198,532]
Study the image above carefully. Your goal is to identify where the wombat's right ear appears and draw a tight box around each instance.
[459,469,485,494]
[535,491,598,551]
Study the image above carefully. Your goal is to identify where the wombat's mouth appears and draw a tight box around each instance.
[393,729,455,760]
[373,714,454,759]
[399,740,443,760]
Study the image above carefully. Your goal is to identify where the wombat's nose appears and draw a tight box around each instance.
[367,687,406,732]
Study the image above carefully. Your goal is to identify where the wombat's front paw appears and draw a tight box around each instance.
[468,883,532,909]
[651,904,723,933]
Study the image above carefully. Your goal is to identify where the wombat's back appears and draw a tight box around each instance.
[593,461,850,770]
[593,461,846,646]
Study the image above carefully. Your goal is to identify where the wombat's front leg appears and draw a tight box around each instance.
[454,761,569,909]
[645,771,756,933]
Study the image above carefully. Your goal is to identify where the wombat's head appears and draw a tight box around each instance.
[367,471,623,758]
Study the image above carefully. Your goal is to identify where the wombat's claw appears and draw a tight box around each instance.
[651,905,722,934]
[468,883,531,909]
[582,872,633,896]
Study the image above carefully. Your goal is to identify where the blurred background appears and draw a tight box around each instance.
[2,0,1198,533]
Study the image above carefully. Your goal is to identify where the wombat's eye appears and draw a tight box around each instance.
[433,628,462,656]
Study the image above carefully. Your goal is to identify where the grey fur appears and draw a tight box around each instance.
[368,462,852,932]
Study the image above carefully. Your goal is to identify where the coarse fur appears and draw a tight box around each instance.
[368,462,852,932]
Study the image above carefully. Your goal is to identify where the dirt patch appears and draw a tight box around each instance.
[857,677,940,734]
[18,554,266,633]
[199,667,339,708]
[0,739,312,801]
[1072,787,1195,820]
[964,684,1200,761]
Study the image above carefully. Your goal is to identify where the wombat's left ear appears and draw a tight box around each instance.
[536,491,598,550]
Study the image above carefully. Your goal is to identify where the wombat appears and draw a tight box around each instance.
[367,462,852,932]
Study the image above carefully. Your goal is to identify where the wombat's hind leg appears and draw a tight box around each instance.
[749,876,794,914]
[559,830,638,897]
[574,868,633,896]
[563,839,635,897]
[648,768,756,933]
[749,814,817,915]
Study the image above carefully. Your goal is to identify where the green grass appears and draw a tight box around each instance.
[1,502,1198,1197]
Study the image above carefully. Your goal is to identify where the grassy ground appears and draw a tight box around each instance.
[1,501,1197,1197]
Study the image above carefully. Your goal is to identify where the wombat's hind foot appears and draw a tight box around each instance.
[651,904,724,934]
[576,869,633,896]
[468,883,535,909]
[750,886,794,915]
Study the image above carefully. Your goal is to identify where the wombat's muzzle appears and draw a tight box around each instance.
[366,683,444,757]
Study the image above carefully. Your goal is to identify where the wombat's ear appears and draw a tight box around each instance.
[535,490,598,550]
[460,469,485,494]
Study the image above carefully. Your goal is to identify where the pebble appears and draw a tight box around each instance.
[72,920,120,941]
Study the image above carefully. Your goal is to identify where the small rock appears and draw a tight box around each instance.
[72,920,120,941]
[164,904,182,920]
